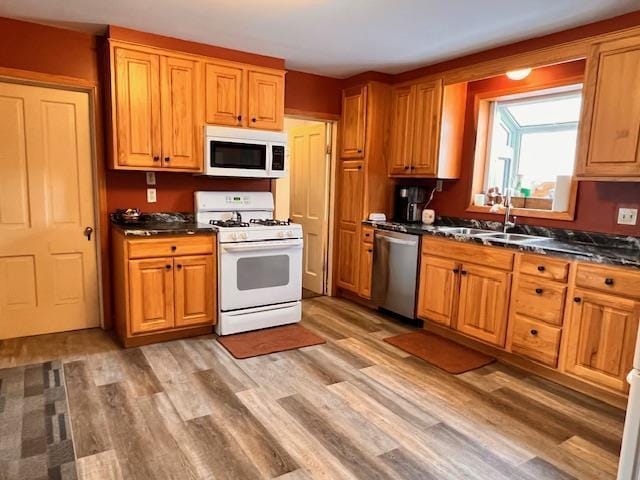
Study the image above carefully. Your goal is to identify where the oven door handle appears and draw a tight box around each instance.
[222,240,303,252]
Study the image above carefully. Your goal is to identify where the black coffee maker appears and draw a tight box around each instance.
[393,186,428,223]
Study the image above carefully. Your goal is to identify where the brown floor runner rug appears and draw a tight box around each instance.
[217,324,326,359]
[384,331,495,374]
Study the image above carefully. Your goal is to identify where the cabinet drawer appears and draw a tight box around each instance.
[362,226,374,244]
[422,237,514,270]
[513,276,567,326]
[576,263,640,300]
[510,314,562,367]
[127,235,213,259]
[519,254,569,282]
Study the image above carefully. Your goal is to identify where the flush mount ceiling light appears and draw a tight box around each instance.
[506,68,532,80]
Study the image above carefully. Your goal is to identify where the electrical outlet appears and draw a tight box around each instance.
[435,180,443,192]
[147,188,157,203]
[146,172,156,186]
[617,207,638,225]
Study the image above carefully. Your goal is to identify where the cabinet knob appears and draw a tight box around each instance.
[176,264,183,270]
[357,149,362,153]
[367,248,373,253]
[530,329,538,336]
[604,277,614,286]
[535,288,543,295]
[574,297,582,303]
[153,155,160,161]
[237,115,242,122]
[452,268,460,274]
[410,166,415,170]
[404,166,410,170]
[251,117,257,123]
[537,265,545,272]
[165,264,172,270]
[357,165,362,170]
[460,270,468,276]
[164,156,171,162]
[171,245,177,251]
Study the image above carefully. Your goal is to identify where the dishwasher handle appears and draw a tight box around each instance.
[376,232,418,247]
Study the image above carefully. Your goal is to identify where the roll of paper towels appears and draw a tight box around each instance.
[552,175,572,212]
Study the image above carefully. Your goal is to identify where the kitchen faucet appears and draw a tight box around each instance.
[503,188,517,233]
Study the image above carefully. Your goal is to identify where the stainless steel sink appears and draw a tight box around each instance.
[435,227,495,235]
[476,232,548,243]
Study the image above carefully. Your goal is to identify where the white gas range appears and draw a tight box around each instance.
[195,191,303,335]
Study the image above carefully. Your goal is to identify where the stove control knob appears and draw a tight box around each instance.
[286,230,294,237]
[278,231,285,238]
[240,232,248,240]
[231,232,238,240]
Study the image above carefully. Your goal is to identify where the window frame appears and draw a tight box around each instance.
[468,78,584,221]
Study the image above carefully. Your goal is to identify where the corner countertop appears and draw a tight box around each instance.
[364,219,640,270]
[111,212,215,237]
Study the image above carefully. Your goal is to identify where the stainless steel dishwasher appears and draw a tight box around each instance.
[372,230,420,319]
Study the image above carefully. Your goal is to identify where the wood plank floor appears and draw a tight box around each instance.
[2,296,626,479]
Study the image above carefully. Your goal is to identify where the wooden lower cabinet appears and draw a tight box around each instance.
[336,226,360,292]
[112,231,216,347]
[358,242,373,299]
[456,264,511,347]
[510,314,562,367]
[417,255,459,327]
[563,288,639,393]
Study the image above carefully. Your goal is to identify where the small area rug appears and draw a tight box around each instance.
[384,331,495,374]
[217,324,326,359]
[0,360,77,479]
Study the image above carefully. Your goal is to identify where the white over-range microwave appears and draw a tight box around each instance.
[204,125,287,178]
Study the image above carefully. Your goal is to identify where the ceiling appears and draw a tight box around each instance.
[2,0,639,78]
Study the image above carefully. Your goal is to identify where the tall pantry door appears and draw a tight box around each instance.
[0,81,100,339]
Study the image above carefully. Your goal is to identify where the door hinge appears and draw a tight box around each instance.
[325,144,332,155]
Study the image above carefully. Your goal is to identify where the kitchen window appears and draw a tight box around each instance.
[470,83,583,220]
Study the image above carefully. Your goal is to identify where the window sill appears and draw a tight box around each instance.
[466,204,575,221]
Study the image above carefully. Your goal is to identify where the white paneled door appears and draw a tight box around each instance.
[0,81,99,339]
[289,123,329,294]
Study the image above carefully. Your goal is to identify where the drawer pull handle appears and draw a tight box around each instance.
[530,329,538,336]
[574,297,582,303]
[535,288,543,295]
[171,245,177,251]
[604,278,614,286]
[537,265,545,272]
[357,149,363,153]
[165,264,172,270]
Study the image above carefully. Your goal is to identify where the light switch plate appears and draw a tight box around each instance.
[617,207,638,225]
[147,188,157,203]
[146,172,156,185]
[435,180,443,192]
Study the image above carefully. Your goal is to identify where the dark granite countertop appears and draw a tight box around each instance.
[111,212,215,237]
[364,218,640,270]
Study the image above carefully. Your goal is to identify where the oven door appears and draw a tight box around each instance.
[219,239,303,311]
[205,137,270,177]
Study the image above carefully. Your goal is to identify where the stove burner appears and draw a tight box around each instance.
[249,218,292,226]
[209,219,250,228]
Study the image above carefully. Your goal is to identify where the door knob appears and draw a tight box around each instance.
[84,226,94,241]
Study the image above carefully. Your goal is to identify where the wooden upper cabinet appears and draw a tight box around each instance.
[412,80,443,176]
[417,255,459,327]
[564,288,639,392]
[456,264,511,347]
[341,85,367,159]
[388,85,415,175]
[128,257,175,334]
[247,70,285,131]
[113,47,162,168]
[204,62,244,127]
[578,35,640,178]
[174,255,215,327]
[160,56,201,170]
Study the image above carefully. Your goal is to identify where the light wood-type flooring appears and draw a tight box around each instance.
[0,296,626,479]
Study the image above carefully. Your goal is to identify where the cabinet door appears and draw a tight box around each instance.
[247,70,284,130]
[358,242,373,299]
[388,85,415,175]
[113,47,162,168]
[578,36,640,177]
[336,162,364,292]
[128,258,174,334]
[174,255,215,327]
[417,255,459,327]
[456,264,511,346]
[564,289,639,392]
[160,55,201,171]
[204,62,244,127]
[340,85,367,159]
[411,80,442,176]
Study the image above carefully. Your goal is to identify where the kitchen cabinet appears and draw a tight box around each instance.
[456,264,511,347]
[247,70,285,130]
[335,82,393,296]
[564,288,639,392]
[577,34,640,179]
[510,314,562,367]
[340,85,367,159]
[387,80,466,178]
[417,255,459,327]
[204,62,244,127]
[112,230,216,347]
